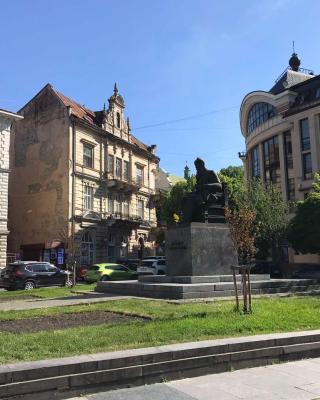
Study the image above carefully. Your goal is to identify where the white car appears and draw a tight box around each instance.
[137,259,166,275]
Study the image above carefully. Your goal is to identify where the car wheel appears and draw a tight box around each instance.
[64,278,73,288]
[24,281,35,290]
[101,275,110,282]
[158,270,165,275]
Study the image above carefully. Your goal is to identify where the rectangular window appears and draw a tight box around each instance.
[136,165,144,186]
[263,135,280,186]
[107,154,114,175]
[300,118,311,151]
[137,199,144,219]
[303,153,313,180]
[84,185,94,210]
[116,158,122,179]
[250,146,260,178]
[123,199,129,217]
[83,144,94,168]
[123,160,130,181]
[284,131,293,169]
[114,195,121,214]
[107,194,114,213]
[287,178,295,201]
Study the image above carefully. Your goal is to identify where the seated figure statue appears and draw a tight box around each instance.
[181,158,226,223]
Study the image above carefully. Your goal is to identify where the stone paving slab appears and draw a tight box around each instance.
[67,357,320,400]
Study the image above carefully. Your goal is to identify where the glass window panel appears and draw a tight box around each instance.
[84,186,94,210]
[300,118,311,151]
[107,155,114,174]
[116,158,122,179]
[83,144,93,168]
[247,102,277,135]
[303,153,313,180]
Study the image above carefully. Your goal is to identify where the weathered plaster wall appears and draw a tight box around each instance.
[8,87,70,253]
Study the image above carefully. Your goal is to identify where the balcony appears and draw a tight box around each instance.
[103,211,151,228]
[238,151,247,160]
[104,172,142,193]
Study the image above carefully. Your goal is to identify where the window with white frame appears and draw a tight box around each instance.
[83,144,94,168]
[107,154,114,175]
[137,199,144,219]
[114,195,122,214]
[136,165,144,186]
[83,185,94,210]
[116,158,122,179]
[123,199,129,217]
[107,194,114,213]
[123,160,130,181]
[80,231,95,266]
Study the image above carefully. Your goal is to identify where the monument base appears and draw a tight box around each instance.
[166,222,238,276]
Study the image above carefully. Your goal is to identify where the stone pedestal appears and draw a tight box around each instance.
[165,222,238,276]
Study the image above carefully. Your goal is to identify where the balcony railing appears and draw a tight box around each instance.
[104,172,142,192]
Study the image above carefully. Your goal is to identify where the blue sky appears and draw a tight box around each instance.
[1,0,320,176]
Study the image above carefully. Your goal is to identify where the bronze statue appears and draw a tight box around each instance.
[182,158,226,223]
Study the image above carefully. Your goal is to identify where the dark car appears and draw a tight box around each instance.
[116,258,141,272]
[250,260,282,278]
[292,265,320,279]
[0,262,73,290]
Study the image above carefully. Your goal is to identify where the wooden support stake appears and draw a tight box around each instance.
[232,267,239,311]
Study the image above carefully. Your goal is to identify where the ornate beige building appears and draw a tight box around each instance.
[0,109,23,267]
[239,53,320,264]
[8,84,158,266]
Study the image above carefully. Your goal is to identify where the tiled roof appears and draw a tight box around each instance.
[54,89,152,154]
[55,91,97,125]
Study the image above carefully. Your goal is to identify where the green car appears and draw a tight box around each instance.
[84,263,137,283]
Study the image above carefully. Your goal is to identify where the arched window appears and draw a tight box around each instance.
[116,112,121,128]
[247,102,277,135]
[80,231,95,266]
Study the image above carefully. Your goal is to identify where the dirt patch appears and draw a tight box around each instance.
[0,311,147,333]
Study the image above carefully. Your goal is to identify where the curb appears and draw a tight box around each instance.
[1,330,320,399]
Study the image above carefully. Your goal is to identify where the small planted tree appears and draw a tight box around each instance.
[225,205,258,313]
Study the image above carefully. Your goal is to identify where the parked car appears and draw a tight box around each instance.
[143,256,165,260]
[250,260,282,278]
[292,265,320,279]
[116,258,141,272]
[0,261,73,290]
[76,266,88,281]
[137,259,167,275]
[84,263,137,283]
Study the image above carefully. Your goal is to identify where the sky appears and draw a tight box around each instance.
[1,0,320,176]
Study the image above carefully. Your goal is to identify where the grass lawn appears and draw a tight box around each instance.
[1,296,320,363]
[0,283,96,300]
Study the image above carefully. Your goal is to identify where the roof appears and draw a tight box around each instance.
[54,88,152,154]
[270,69,314,95]
[0,108,23,120]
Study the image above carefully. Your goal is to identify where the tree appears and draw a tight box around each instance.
[161,176,196,225]
[288,173,320,254]
[219,166,288,261]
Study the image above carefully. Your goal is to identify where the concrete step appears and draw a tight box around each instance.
[2,330,320,399]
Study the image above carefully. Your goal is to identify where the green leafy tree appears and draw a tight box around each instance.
[161,177,196,225]
[219,166,288,261]
[288,173,320,254]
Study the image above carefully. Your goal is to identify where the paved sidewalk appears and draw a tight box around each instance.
[0,293,130,311]
[68,358,320,400]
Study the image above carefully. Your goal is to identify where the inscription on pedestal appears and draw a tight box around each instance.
[166,222,238,276]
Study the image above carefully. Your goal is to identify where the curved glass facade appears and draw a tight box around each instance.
[247,102,277,134]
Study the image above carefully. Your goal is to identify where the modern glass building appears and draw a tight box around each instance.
[239,52,320,265]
